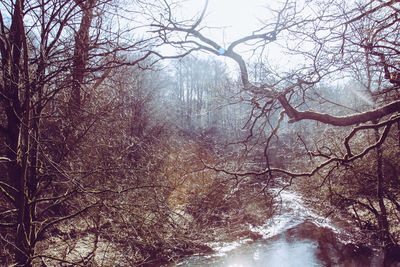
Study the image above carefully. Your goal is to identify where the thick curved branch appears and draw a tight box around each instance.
[279,95,400,126]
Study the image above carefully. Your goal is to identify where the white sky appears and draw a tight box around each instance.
[183,0,274,45]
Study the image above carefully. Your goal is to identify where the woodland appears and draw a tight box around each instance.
[0,0,400,266]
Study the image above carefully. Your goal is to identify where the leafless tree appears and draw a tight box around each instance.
[0,0,157,265]
[150,0,400,247]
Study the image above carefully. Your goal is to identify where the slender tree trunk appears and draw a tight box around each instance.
[397,122,400,149]
[375,127,390,246]
[69,0,97,112]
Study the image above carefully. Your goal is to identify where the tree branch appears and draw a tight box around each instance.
[36,203,101,241]
[344,115,400,157]
[32,254,86,267]
[279,95,400,126]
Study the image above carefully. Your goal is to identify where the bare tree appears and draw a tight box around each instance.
[150,0,400,247]
[167,56,231,133]
[0,0,156,265]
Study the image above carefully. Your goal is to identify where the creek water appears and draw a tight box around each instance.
[168,189,394,267]
[172,237,322,266]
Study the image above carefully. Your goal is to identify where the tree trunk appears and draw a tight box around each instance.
[375,127,390,246]
[69,0,97,112]
[398,121,400,149]
[3,1,39,265]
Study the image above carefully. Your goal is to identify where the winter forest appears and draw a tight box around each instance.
[0,0,400,266]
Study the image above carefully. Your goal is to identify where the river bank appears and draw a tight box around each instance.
[166,187,400,267]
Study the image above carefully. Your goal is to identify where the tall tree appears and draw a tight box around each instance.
[0,0,154,265]
[151,0,400,247]
[168,56,230,133]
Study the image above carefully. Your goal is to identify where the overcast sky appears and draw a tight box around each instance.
[184,0,274,45]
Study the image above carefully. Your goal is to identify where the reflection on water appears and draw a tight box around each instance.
[168,189,398,267]
[174,237,323,267]
[257,238,321,267]
[170,190,329,267]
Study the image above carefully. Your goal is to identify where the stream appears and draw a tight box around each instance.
[168,189,397,267]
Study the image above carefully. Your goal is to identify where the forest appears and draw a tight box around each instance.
[0,0,399,266]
